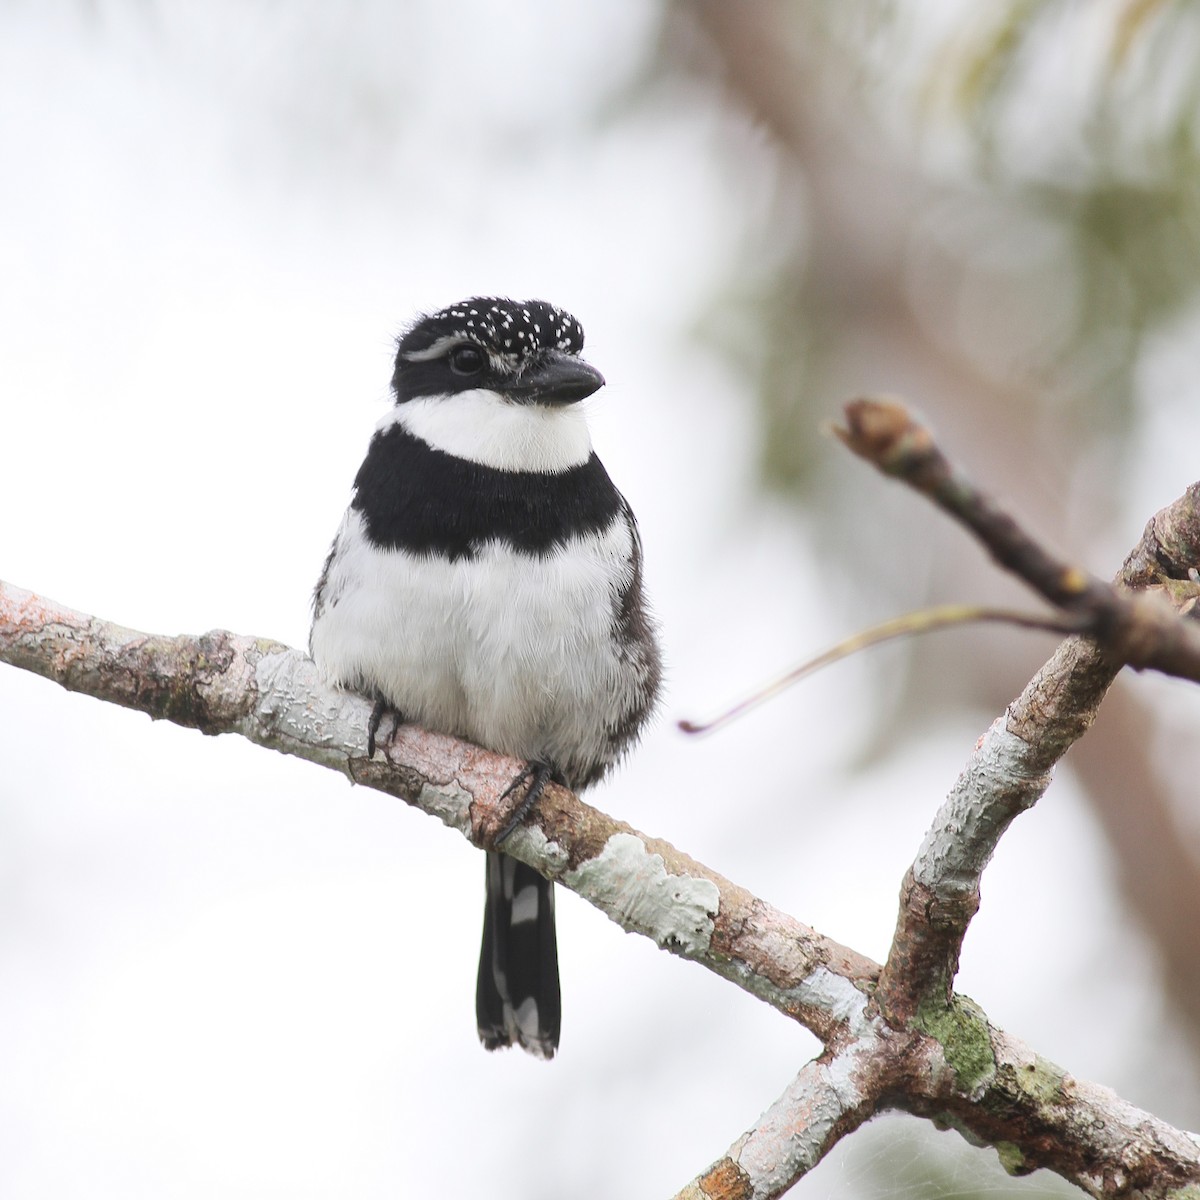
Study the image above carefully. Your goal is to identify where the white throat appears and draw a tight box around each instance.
[382,390,593,474]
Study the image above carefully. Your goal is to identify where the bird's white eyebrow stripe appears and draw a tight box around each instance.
[401,334,470,362]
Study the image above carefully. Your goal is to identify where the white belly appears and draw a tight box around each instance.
[310,509,637,781]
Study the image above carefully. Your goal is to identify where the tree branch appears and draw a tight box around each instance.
[834,398,1200,684]
[6,542,1200,1198]
[674,1014,1200,1200]
[835,399,1200,1028]
[674,1045,883,1200]
[0,580,875,1045]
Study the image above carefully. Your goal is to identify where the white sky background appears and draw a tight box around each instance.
[0,3,1195,1197]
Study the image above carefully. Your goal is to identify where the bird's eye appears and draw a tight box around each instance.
[448,344,485,376]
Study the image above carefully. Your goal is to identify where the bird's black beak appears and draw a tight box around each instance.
[508,351,605,406]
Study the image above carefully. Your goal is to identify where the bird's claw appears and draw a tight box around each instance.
[495,761,554,845]
[367,697,404,758]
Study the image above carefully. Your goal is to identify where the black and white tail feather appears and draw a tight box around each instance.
[310,297,661,1058]
[477,854,561,1058]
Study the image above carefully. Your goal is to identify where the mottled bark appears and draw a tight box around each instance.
[4,567,1200,1198]
[0,582,874,1039]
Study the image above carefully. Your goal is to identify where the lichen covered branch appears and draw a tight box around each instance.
[673,1045,882,1200]
[0,580,874,1044]
[838,401,1200,1025]
[6,575,1200,1198]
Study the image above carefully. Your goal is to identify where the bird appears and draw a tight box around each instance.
[309,297,662,1058]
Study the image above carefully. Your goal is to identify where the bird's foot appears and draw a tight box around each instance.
[367,697,405,758]
[495,761,556,845]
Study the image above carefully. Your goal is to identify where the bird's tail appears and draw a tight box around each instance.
[476,851,561,1059]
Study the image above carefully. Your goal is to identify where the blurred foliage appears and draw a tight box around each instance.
[846,1114,1081,1200]
[665,1,1200,509]
[946,0,1200,426]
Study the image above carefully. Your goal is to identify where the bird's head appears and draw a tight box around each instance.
[386,297,605,472]
[393,297,604,407]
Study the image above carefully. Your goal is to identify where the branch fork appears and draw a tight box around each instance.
[5,398,1200,1197]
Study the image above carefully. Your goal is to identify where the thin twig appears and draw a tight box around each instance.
[833,397,1200,683]
[679,604,1083,737]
